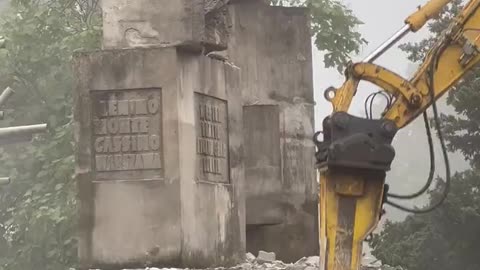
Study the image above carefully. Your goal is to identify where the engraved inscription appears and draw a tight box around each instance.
[195,93,229,183]
[92,90,162,173]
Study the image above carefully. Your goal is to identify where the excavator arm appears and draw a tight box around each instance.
[315,0,480,269]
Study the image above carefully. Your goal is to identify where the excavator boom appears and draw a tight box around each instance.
[316,0,480,269]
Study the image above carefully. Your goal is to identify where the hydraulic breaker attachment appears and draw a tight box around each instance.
[314,112,398,270]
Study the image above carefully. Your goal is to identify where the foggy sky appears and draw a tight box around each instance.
[313,0,430,126]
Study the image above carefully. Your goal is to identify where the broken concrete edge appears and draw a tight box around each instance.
[76,42,235,63]
[101,0,230,51]
[101,0,311,53]
[74,43,205,57]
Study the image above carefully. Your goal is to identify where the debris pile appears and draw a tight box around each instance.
[123,251,403,270]
[362,265,404,270]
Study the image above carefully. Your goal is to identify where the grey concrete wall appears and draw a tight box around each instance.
[101,0,230,52]
[228,2,318,262]
[176,52,245,267]
[72,47,244,269]
[243,105,283,225]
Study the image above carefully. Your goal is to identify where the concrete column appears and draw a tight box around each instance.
[72,47,245,269]
[228,2,318,262]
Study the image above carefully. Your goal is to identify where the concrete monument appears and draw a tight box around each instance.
[73,21,244,270]
[73,0,317,268]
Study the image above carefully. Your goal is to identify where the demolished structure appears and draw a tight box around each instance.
[73,1,316,269]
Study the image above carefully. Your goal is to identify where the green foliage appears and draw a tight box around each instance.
[0,0,101,269]
[399,0,480,170]
[371,171,480,270]
[271,0,367,72]
[441,64,480,167]
[371,1,480,269]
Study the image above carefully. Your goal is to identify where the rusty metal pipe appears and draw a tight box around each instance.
[0,124,47,139]
[0,87,14,108]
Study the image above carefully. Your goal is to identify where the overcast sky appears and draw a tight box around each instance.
[313,0,430,127]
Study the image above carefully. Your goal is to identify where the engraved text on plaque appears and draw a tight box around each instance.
[195,93,229,183]
[92,90,163,176]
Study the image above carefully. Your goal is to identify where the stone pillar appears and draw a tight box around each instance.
[73,2,245,267]
[228,2,318,262]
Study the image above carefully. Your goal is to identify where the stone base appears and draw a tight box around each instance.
[73,47,245,269]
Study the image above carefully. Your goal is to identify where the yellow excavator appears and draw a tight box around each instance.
[314,0,480,269]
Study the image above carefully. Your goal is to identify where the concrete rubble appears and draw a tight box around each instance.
[90,252,403,270]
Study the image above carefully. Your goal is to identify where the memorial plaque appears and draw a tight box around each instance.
[91,89,163,180]
[195,93,229,183]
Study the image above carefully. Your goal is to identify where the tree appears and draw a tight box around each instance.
[0,0,101,269]
[370,1,480,269]
[272,0,367,72]
[371,170,480,270]
[0,0,365,270]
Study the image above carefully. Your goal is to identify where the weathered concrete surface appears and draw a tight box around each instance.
[204,4,231,52]
[243,105,282,225]
[227,2,318,262]
[101,0,230,51]
[72,47,245,269]
[177,50,245,268]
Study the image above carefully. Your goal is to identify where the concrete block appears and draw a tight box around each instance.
[256,251,276,263]
[73,47,245,269]
[286,265,307,270]
[101,0,230,51]
[227,2,318,262]
[296,256,320,266]
[246,252,256,262]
